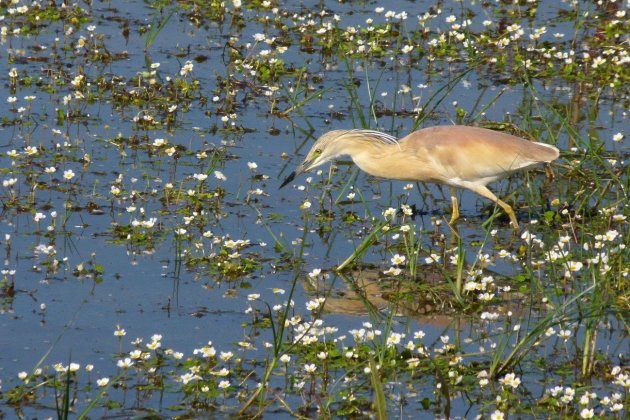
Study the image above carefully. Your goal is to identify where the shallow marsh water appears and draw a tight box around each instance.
[0,0,628,418]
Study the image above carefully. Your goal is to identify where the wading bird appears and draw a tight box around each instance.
[280,125,560,228]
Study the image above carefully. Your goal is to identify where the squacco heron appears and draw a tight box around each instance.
[280,125,560,228]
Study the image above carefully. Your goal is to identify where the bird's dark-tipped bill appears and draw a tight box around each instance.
[279,171,296,189]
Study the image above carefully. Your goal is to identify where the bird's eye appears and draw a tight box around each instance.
[314,149,322,156]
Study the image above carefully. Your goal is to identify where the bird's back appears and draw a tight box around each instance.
[399,125,559,185]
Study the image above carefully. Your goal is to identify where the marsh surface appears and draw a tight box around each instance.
[0,0,628,418]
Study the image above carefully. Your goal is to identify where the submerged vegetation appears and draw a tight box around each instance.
[0,0,628,418]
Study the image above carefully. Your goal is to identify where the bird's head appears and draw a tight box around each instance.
[279,130,348,188]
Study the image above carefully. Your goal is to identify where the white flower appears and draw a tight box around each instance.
[306,298,324,311]
[304,363,317,373]
[386,332,404,347]
[180,372,200,384]
[3,178,17,188]
[390,254,406,265]
[383,267,401,276]
[579,408,594,419]
[117,358,133,368]
[565,261,583,277]
[96,377,109,387]
[558,329,571,341]
[591,56,606,68]
[180,60,194,76]
[218,380,230,389]
[490,411,504,420]
[500,373,521,389]
[383,207,397,218]
[214,171,227,181]
[604,230,619,241]
[63,169,75,180]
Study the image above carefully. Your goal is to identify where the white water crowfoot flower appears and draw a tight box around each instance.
[579,408,594,419]
[306,297,325,311]
[192,173,208,182]
[383,267,402,276]
[180,372,201,385]
[564,261,583,278]
[180,60,194,76]
[558,329,571,342]
[386,332,405,347]
[152,138,167,147]
[499,372,521,389]
[490,410,505,420]
[117,358,134,369]
[193,341,216,358]
[304,363,317,374]
[63,169,75,180]
[390,254,406,265]
[96,377,110,387]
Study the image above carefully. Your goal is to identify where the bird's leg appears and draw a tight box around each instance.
[449,187,460,224]
[467,184,519,230]
[496,199,519,230]
[544,163,555,181]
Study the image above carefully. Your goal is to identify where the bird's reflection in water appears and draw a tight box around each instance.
[304,265,527,328]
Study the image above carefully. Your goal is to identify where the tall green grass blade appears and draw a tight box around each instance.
[145,8,175,52]
[336,221,389,271]
[369,358,388,419]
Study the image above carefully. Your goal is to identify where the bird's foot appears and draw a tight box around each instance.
[445,219,461,239]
